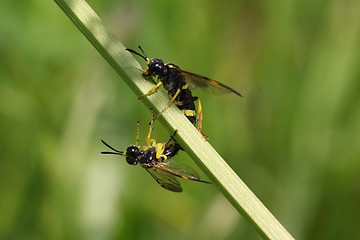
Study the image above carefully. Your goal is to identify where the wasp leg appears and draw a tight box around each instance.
[140,79,162,100]
[135,121,140,146]
[153,88,181,121]
[146,116,157,147]
[165,130,178,146]
[197,98,208,140]
[146,121,153,148]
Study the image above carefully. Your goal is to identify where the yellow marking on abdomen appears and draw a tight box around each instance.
[181,109,196,117]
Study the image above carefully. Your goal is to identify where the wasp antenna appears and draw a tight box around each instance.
[101,140,122,153]
[138,45,147,58]
[101,151,124,155]
[126,48,147,62]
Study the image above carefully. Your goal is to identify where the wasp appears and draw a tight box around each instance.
[126,46,242,137]
[101,121,210,192]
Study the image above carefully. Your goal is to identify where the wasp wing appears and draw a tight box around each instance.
[155,159,211,184]
[181,70,242,97]
[145,168,182,192]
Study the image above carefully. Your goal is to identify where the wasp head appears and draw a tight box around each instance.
[125,145,141,165]
[143,58,167,78]
[126,46,168,78]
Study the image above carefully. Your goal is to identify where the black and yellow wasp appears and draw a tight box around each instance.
[126,46,242,137]
[101,121,210,192]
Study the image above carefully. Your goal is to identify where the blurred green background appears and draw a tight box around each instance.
[1,0,360,239]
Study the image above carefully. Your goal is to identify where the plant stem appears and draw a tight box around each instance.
[54,0,294,239]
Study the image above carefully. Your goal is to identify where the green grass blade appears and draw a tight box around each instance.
[54,0,294,239]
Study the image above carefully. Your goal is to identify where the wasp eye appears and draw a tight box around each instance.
[127,146,139,156]
[126,156,138,165]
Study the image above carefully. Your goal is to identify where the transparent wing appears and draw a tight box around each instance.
[181,70,242,97]
[156,159,211,183]
[145,168,182,192]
